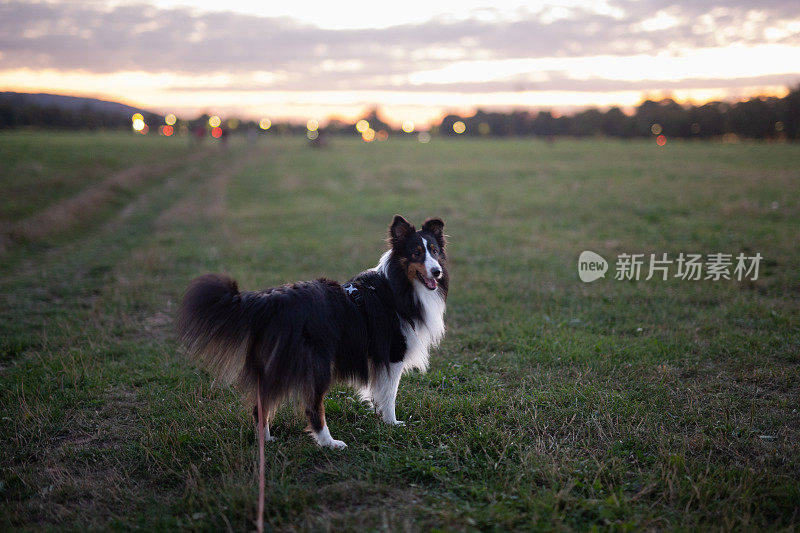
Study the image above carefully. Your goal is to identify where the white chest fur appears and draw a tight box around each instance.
[400,281,446,372]
[374,250,446,372]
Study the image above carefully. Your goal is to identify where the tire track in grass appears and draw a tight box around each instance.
[0,150,209,253]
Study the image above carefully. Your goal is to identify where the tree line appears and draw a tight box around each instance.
[437,85,799,140]
[2,86,798,140]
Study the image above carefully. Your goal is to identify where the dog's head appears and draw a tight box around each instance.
[388,215,447,292]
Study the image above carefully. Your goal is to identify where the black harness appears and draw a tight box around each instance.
[342,282,372,310]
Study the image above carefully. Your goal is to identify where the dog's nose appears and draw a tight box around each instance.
[431,267,442,279]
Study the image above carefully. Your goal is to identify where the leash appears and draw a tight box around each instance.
[256,375,265,533]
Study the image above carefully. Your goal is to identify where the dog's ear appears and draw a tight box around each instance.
[422,218,445,247]
[389,214,414,245]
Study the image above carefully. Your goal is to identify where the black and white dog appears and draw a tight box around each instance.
[177,215,448,448]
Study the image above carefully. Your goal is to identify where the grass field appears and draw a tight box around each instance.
[1,130,799,531]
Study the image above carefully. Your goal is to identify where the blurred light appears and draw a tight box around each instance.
[132,113,144,122]
[165,113,177,126]
[478,122,491,135]
[362,128,375,142]
[227,118,239,130]
[656,134,667,146]
[376,129,389,142]
[161,125,174,136]
[453,121,466,134]
[775,121,785,132]
[132,118,145,132]
[209,115,221,128]
[401,120,415,133]
[356,119,369,133]
[307,119,319,132]
[307,129,319,140]
[211,126,222,138]
[259,118,272,130]
[650,123,663,135]
[418,132,431,144]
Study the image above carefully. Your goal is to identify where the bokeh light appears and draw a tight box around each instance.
[307,129,319,140]
[362,128,375,142]
[651,123,663,135]
[227,118,239,130]
[478,122,491,135]
[208,115,221,128]
[356,119,370,133]
[259,118,272,130]
[453,121,466,134]
[165,113,177,126]
[307,119,319,131]
[132,118,145,132]
[161,125,173,136]
[418,132,431,143]
[402,120,415,133]
[131,113,143,122]
[376,130,389,142]
[656,134,667,146]
[211,126,222,138]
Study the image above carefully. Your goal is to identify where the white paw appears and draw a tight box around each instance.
[392,420,406,427]
[323,439,347,449]
[264,436,277,442]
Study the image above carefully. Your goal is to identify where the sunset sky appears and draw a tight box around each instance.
[1,0,799,127]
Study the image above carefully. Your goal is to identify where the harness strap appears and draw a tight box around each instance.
[342,282,372,309]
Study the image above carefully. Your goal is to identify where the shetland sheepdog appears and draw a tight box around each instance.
[177,215,448,448]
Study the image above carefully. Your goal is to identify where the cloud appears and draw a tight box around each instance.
[1,0,799,94]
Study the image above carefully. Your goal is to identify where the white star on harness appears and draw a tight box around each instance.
[344,284,357,295]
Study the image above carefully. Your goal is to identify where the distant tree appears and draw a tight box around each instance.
[781,85,800,139]
[601,107,634,137]
[355,107,391,134]
[570,108,604,136]
[531,111,557,136]
[439,114,464,136]
[688,102,726,138]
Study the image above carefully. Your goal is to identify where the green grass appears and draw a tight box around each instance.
[1,131,799,531]
[0,131,197,222]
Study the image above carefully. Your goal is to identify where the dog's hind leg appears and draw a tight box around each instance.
[304,368,347,449]
[252,404,277,442]
[306,397,347,449]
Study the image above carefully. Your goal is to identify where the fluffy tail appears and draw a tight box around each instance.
[177,273,257,394]
[178,274,269,531]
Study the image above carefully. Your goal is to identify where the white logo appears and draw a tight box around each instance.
[578,251,608,282]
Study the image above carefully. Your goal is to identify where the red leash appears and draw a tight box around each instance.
[256,376,265,533]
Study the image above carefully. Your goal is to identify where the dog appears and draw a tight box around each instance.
[177,215,448,448]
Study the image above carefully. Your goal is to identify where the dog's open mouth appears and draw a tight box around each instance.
[416,272,438,291]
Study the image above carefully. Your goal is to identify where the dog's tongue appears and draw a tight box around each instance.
[423,277,437,290]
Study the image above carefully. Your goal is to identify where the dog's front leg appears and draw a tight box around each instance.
[373,361,406,426]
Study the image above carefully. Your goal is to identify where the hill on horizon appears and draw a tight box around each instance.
[0,92,154,116]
